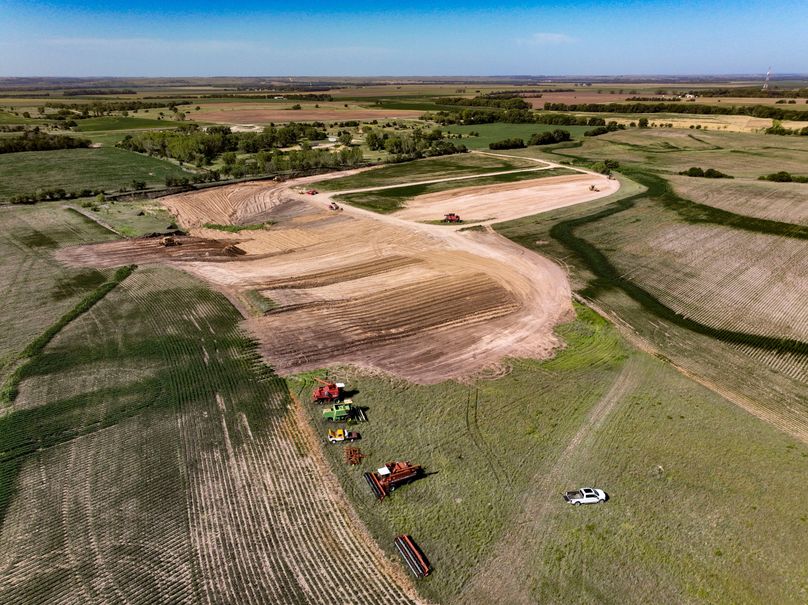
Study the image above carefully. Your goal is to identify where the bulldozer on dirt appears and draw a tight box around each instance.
[364,461,424,500]
[312,378,345,403]
[588,184,600,192]
[159,236,178,247]
[328,202,343,211]
[442,213,462,224]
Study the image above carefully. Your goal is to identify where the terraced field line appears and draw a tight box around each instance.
[329,165,555,194]
[458,356,643,605]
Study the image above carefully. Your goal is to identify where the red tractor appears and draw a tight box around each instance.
[442,213,462,224]
[312,378,345,403]
[305,189,319,195]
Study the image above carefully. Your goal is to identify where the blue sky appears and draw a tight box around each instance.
[1,0,806,76]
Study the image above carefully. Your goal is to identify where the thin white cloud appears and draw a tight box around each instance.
[519,32,576,46]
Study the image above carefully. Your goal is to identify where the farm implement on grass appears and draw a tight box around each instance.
[345,447,366,465]
[364,461,424,500]
[442,213,462,223]
[312,378,344,403]
[322,403,366,423]
[394,535,431,578]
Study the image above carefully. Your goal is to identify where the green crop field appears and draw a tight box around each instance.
[0,205,411,603]
[0,147,194,200]
[317,152,538,191]
[298,305,808,605]
[444,122,591,149]
[74,116,177,131]
[335,167,574,213]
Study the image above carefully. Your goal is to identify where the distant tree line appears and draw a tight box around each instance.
[543,101,808,121]
[8,187,104,205]
[529,129,572,145]
[435,96,532,110]
[689,87,808,98]
[489,138,525,149]
[44,100,188,116]
[0,131,90,154]
[197,93,334,101]
[62,88,137,96]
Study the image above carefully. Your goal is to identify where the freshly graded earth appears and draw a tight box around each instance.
[59,154,616,384]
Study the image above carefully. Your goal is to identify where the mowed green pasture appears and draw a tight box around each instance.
[0,147,194,200]
[74,116,176,131]
[299,306,808,604]
[444,122,591,149]
[335,167,574,213]
[0,205,117,386]
[316,152,538,191]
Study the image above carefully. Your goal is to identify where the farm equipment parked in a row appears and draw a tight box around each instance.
[327,428,360,443]
[322,403,367,423]
[365,461,424,500]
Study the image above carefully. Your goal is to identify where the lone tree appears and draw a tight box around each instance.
[638,117,649,128]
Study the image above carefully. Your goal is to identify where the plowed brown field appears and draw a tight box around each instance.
[60,156,615,383]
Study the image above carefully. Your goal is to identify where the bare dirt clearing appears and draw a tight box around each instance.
[61,159,616,384]
[393,173,618,223]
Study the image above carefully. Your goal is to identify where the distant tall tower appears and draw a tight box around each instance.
[762,67,772,91]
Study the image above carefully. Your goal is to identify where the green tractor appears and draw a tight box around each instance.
[322,403,354,422]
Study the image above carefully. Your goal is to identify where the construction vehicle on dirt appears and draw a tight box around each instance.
[442,213,462,223]
[305,189,319,195]
[312,378,345,403]
[395,535,431,578]
[327,428,361,443]
[159,236,178,247]
[588,184,600,192]
[328,202,343,211]
[365,461,424,500]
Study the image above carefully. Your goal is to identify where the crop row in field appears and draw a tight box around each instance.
[0,263,412,604]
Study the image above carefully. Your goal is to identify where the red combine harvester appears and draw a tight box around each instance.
[442,213,462,223]
[364,461,424,500]
[394,535,431,578]
[312,378,345,403]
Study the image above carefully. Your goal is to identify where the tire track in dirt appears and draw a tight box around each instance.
[457,356,642,605]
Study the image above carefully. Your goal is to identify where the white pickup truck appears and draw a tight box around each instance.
[563,487,607,505]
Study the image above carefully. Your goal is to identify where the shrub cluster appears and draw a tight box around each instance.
[678,167,733,179]
[584,122,627,137]
[489,138,525,150]
[8,187,103,205]
[364,128,467,161]
[758,171,808,183]
[528,129,572,145]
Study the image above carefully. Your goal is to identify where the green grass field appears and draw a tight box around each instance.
[0,205,118,387]
[74,116,177,131]
[335,167,574,213]
[79,198,177,236]
[0,147,194,200]
[317,152,537,191]
[298,305,808,604]
[444,122,592,149]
